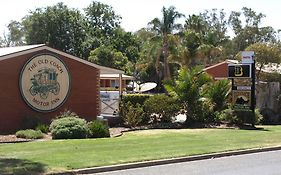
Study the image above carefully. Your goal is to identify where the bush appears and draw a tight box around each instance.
[204,79,231,111]
[144,94,181,123]
[215,108,236,124]
[216,108,261,125]
[16,129,43,139]
[35,124,49,134]
[88,120,110,138]
[234,110,256,125]
[121,94,151,106]
[49,116,88,139]
[120,101,144,128]
[165,67,213,124]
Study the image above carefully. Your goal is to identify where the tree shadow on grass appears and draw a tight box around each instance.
[0,158,47,175]
[238,124,270,131]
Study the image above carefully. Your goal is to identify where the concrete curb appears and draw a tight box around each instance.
[50,145,281,175]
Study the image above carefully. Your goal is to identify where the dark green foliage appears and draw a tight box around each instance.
[84,1,121,36]
[35,124,49,134]
[204,79,231,111]
[165,67,212,123]
[49,117,88,139]
[215,108,236,124]
[120,101,144,127]
[119,94,151,127]
[88,45,130,73]
[22,3,88,58]
[121,94,151,106]
[216,108,262,125]
[144,94,181,123]
[88,120,110,138]
[234,110,256,125]
[16,129,43,139]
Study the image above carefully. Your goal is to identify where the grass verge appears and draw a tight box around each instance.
[1,125,281,174]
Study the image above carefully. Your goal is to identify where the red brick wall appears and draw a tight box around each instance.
[0,50,100,133]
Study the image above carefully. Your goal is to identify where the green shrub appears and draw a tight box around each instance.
[204,79,231,111]
[121,94,151,106]
[234,110,256,125]
[165,67,213,124]
[88,120,110,138]
[16,129,43,139]
[120,101,144,128]
[49,117,88,139]
[215,108,236,123]
[144,94,181,123]
[217,108,261,125]
[35,124,49,134]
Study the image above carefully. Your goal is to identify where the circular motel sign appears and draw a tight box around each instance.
[20,54,70,112]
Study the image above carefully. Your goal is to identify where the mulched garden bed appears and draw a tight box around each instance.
[0,127,130,143]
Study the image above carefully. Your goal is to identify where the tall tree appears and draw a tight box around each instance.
[136,29,163,83]
[6,20,25,46]
[245,42,281,79]
[184,10,228,66]
[84,1,121,37]
[148,6,184,80]
[83,1,123,58]
[22,3,88,58]
[88,45,131,74]
[229,7,277,53]
[108,27,141,63]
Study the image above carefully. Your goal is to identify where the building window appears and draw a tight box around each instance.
[110,80,119,88]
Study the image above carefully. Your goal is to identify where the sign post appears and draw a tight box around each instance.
[228,51,255,125]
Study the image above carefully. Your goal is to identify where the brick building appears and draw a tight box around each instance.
[0,44,123,133]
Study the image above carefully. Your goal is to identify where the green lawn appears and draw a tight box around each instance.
[1,125,281,174]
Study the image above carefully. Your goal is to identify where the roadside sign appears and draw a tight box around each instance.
[232,90,251,109]
[242,51,254,64]
[229,51,255,116]
[228,64,252,78]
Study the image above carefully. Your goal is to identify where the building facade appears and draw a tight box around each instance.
[0,44,123,133]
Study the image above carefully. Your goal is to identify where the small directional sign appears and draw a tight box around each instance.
[242,51,254,64]
[228,64,252,78]
[232,86,252,91]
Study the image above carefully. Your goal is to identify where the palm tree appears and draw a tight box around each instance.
[148,6,184,80]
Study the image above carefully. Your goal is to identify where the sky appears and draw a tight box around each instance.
[1,0,281,36]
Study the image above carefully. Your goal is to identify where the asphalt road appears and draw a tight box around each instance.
[94,150,281,175]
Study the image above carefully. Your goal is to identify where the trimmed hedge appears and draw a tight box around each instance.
[121,94,151,106]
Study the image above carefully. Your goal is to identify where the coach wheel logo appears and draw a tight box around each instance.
[20,54,70,112]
